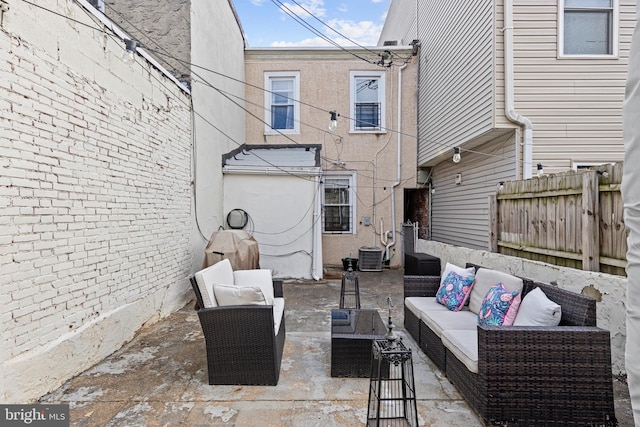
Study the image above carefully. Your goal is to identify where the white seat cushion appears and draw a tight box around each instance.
[421,310,478,338]
[441,329,479,373]
[233,269,275,305]
[468,268,523,315]
[273,297,285,334]
[405,297,454,317]
[194,258,235,307]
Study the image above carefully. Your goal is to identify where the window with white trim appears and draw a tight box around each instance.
[264,72,300,133]
[559,0,617,57]
[350,71,385,132]
[322,173,356,234]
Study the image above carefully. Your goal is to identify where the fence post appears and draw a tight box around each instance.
[489,194,498,252]
[582,171,600,271]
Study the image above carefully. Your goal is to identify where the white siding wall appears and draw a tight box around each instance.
[417,0,495,166]
[511,0,635,174]
[430,133,517,249]
[377,0,417,45]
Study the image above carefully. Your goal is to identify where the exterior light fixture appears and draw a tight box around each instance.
[498,181,504,191]
[537,163,544,177]
[452,147,461,163]
[122,39,139,65]
[329,111,339,131]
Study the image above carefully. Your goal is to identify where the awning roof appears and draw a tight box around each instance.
[223,144,321,168]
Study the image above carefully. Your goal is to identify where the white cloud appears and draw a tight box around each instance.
[270,37,334,47]
[338,3,348,13]
[250,0,265,5]
[280,0,326,18]
[326,18,383,46]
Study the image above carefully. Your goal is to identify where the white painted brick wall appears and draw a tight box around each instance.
[1,0,193,385]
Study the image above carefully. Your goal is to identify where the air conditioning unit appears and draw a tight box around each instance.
[359,247,383,272]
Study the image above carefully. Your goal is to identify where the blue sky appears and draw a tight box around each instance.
[233,0,391,47]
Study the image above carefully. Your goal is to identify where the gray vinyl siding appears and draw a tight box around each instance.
[430,133,517,249]
[417,0,495,166]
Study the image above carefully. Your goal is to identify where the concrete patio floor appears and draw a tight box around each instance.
[40,268,634,426]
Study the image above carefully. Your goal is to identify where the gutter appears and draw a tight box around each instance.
[504,0,533,179]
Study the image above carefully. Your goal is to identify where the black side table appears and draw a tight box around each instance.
[331,309,386,377]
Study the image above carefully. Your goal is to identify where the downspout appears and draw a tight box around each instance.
[386,62,408,260]
[504,0,533,179]
[311,174,322,280]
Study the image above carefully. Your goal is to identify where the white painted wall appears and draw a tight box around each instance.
[0,0,244,403]
[417,239,628,375]
[189,0,247,270]
[223,172,319,279]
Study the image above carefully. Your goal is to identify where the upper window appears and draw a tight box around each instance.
[264,72,300,134]
[350,71,385,132]
[322,174,356,234]
[559,0,618,57]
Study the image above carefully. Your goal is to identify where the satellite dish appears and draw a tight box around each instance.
[226,209,248,229]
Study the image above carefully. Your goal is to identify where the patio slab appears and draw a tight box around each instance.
[40,268,634,426]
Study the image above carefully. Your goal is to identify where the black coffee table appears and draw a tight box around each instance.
[330,308,387,377]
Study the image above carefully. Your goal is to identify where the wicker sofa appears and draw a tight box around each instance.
[190,259,285,386]
[404,263,617,426]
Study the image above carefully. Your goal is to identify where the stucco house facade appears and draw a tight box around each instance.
[380,0,635,250]
[243,47,419,270]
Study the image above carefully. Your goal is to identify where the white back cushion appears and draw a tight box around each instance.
[468,268,523,315]
[513,287,562,326]
[440,262,476,287]
[233,269,275,305]
[213,284,266,306]
[194,258,235,308]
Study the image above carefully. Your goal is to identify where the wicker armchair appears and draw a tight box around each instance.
[403,269,616,426]
[190,261,285,386]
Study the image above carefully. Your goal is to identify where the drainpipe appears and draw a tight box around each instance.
[504,0,533,179]
[311,174,322,280]
[386,62,408,260]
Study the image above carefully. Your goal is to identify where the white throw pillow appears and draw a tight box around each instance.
[440,262,476,287]
[233,269,275,305]
[194,258,235,308]
[213,284,267,306]
[513,287,562,326]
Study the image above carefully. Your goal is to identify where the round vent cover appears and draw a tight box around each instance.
[226,209,248,229]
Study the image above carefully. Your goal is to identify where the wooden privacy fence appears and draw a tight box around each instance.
[488,163,626,276]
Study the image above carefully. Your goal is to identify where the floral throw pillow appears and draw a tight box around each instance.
[478,283,522,326]
[435,271,476,311]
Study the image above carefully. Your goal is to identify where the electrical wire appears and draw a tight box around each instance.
[23,0,546,252]
[20,0,534,169]
[269,0,383,67]
[286,0,387,58]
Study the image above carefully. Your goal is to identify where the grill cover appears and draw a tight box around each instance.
[202,230,260,270]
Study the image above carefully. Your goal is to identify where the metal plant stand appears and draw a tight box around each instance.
[367,298,418,427]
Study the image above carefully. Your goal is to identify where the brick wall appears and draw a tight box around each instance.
[1,1,193,402]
